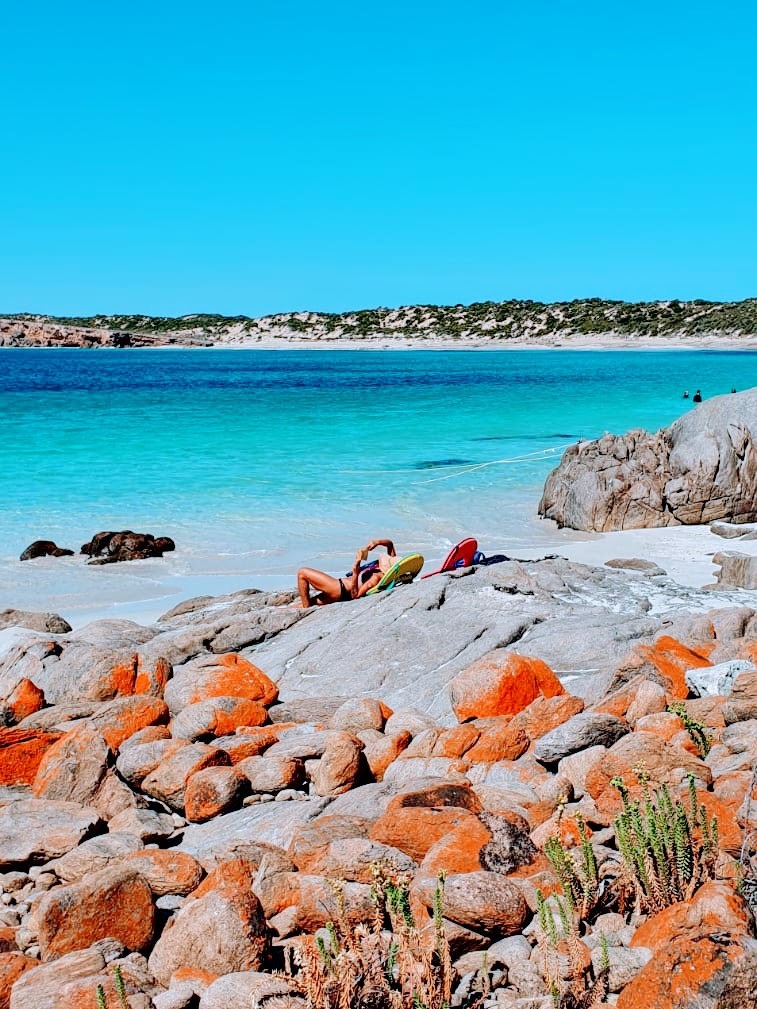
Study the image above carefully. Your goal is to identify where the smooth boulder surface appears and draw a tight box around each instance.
[0,799,101,868]
[539,388,757,530]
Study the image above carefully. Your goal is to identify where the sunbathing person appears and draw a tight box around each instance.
[297,538,396,608]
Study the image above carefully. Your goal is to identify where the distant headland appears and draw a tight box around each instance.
[3,298,757,349]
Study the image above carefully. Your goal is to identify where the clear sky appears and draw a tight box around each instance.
[2,1,756,316]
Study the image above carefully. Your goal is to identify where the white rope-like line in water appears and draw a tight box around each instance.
[415,446,564,484]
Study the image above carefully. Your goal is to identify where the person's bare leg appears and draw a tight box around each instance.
[297,567,343,608]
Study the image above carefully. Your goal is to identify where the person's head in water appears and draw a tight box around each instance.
[683,390,689,398]
[693,390,702,402]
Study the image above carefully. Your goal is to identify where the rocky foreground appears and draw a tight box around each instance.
[0,558,756,1008]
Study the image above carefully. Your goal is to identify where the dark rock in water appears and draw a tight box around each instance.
[0,610,72,634]
[81,531,176,565]
[413,458,472,469]
[539,388,757,531]
[19,540,74,561]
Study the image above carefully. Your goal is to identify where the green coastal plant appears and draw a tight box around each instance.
[535,889,609,1009]
[611,772,718,913]
[285,867,454,1009]
[95,965,128,1009]
[544,814,600,920]
[666,701,713,757]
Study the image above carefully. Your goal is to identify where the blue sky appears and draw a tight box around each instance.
[2,1,756,316]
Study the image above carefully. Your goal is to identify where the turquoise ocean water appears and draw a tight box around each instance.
[2,349,756,624]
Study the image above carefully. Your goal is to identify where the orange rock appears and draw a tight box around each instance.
[617,933,756,1009]
[402,724,480,759]
[360,730,412,780]
[0,728,63,786]
[631,881,750,952]
[370,806,484,862]
[140,742,232,811]
[465,719,529,762]
[509,694,584,742]
[133,656,171,696]
[218,726,285,761]
[186,654,278,707]
[93,696,169,751]
[288,814,370,872]
[637,636,714,700]
[531,812,592,850]
[0,952,37,1009]
[593,674,654,719]
[125,849,204,895]
[0,930,16,955]
[32,724,110,804]
[102,654,139,696]
[450,652,565,723]
[584,752,635,800]
[5,679,45,722]
[683,696,726,729]
[184,765,248,822]
[420,816,492,874]
[633,711,684,741]
[210,698,268,736]
[36,865,155,961]
[683,789,743,855]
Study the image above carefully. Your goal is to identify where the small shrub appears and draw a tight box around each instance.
[611,773,718,913]
[95,965,128,1009]
[284,867,454,1009]
[544,813,600,920]
[535,890,609,1009]
[666,702,713,757]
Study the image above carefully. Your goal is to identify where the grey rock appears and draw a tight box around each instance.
[9,942,123,1009]
[176,797,330,869]
[539,388,757,530]
[534,712,629,764]
[153,985,195,1009]
[199,973,299,1009]
[0,799,102,868]
[0,610,71,634]
[45,831,143,882]
[711,520,757,538]
[268,696,349,724]
[686,658,755,697]
[711,551,757,589]
[590,944,652,992]
[605,558,667,575]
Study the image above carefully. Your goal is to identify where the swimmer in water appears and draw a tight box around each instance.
[693,390,702,403]
[683,390,689,399]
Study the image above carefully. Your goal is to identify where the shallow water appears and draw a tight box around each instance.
[2,348,755,624]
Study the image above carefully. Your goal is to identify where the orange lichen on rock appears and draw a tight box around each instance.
[637,635,714,699]
[211,698,268,735]
[187,654,278,707]
[5,678,45,722]
[631,881,750,952]
[509,693,584,741]
[464,720,529,762]
[449,651,565,723]
[102,654,140,697]
[133,656,171,697]
[0,727,63,786]
[420,816,493,874]
[0,952,37,1009]
[617,933,755,1009]
[369,806,482,863]
[95,696,169,751]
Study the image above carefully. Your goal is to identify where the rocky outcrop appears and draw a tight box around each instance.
[81,530,176,564]
[0,563,756,1006]
[712,551,757,589]
[539,388,757,530]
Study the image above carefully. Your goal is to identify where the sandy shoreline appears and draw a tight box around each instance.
[152,334,757,352]
[33,522,757,630]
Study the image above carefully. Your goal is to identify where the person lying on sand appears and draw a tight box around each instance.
[297,538,396,608]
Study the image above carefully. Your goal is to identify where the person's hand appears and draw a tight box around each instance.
[366,540,375,551]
